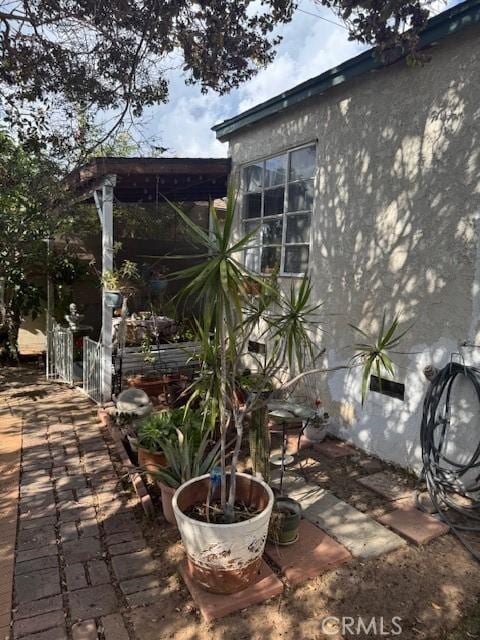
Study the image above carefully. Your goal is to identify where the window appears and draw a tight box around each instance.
[242,144,316,275]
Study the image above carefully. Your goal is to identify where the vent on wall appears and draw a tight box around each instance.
[369,375,405,401]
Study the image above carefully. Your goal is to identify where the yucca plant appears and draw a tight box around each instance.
[350,313,412,405]
[165,188,410,523]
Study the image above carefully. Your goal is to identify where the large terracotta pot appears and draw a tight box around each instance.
[128,376,166,398]
[138,447,167,477]
[157,480,177,525]
[173,472,274,594]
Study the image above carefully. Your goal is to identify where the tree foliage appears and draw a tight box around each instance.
[0,131,74,359]
[318,0,433,54]
[0,0,435,156]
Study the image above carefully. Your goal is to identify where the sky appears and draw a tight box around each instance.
[142,0,454,158]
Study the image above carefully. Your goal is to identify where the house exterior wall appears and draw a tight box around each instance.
[226,25,480,473]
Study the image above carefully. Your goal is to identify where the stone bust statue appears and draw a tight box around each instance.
[65,303,84,330]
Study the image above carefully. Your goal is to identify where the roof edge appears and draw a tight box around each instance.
[213,0,480,141]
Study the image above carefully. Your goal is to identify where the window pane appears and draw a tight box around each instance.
[245,220,260,235]
[261,247,281,274]
[262,219,283,245]
[244,163,263,191]
[289,145,316,181]
[265,154,287,187]
[284,246,309,274]
[244,192,262,219]
[264,186,284,217]
[286,214,310,243]
[287,179,313,212]
[245,246,260,273]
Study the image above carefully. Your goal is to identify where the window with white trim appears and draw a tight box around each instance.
[242,143,315,275]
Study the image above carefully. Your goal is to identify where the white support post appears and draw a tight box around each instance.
[45,238,54,379]
[98,175,116,404]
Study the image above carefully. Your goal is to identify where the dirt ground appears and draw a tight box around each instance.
[135,437,480,640]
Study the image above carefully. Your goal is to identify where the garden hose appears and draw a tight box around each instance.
[418,361,480,561]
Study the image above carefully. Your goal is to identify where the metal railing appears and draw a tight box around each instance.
[48,322,74,385]
[83,336,102,404]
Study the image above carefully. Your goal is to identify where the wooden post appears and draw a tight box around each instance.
[98,175,116,404]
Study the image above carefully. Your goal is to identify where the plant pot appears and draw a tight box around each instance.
[138,447,167,477]
[268,497,302,545]
[150,279,168,294]
[304,421,329,443]
[173,472,274,594]
[127,376,166,398]
[157,480,177,526]
[126,434,138,453]
[104,290,123,308]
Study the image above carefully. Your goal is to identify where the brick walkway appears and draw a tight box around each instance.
[0,368,161,640]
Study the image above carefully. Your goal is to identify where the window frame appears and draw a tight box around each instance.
[241,141,316,277]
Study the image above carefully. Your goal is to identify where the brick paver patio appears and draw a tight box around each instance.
[0,368,162,640]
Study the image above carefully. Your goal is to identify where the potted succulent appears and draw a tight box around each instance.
[153,422,221,525]
[166,191,410,595]
[137,409,180,476]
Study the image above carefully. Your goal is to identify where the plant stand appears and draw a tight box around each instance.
[268,401,314,495]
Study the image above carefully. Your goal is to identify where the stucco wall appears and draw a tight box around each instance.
[227,26,480,473]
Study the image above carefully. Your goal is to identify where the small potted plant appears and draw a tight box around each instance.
[137,409,181,476]
[268,496,302,545]
[304,400,330,443]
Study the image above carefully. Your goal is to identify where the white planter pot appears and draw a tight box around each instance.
[173,472,274,594]
[304,420,329,443]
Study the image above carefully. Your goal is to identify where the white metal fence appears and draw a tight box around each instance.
[83,337,102,404]
[47,322,74,385]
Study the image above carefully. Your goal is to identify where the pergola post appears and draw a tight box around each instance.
[94,174,117,404]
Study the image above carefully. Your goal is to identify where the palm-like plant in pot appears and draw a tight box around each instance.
[163,191,323,594]
[167,190,410,595]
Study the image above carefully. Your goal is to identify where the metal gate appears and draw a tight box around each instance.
[83,337,102,404]
[47,322,74,385]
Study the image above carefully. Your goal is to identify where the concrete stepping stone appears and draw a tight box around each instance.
[265,519,351,585]
[378,507,450,545]
[178,558,283,622]
[313,439,356,458]
[271,474,406,559]
[356,471,412,501]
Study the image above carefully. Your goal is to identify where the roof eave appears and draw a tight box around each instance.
[213,0,480,141]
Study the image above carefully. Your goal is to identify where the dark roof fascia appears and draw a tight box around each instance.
[212,0,480,141]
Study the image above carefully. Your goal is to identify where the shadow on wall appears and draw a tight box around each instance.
[267,32,480,471]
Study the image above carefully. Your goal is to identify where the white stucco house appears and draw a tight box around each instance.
[213,0,480,472]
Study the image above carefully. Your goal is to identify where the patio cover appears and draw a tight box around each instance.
[66,156,230,203]
[60,156,230,403]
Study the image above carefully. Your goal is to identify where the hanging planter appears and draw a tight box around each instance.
[173,473,274,594]
[150,278,168,295]
[104,290,123,309]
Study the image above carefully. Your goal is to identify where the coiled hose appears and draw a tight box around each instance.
[419,361,480,561]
